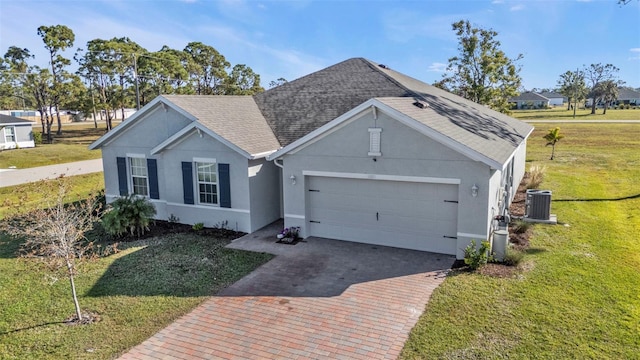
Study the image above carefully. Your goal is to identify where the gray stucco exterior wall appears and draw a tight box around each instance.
[278,108,497,258]
[98,104,280,233]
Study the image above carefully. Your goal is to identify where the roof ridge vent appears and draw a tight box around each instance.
[413,100,428,109]
[378,64,389,69]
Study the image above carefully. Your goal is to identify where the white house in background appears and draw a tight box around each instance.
[539,92,566,107]
[508,92,550,109]
[90,58,533,259]
[0,114,35,150]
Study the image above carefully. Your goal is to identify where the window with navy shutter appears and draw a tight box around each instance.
[147,158,159,199]
[218,163,231,208]
[116,157,128,196]
[182,161,194,204]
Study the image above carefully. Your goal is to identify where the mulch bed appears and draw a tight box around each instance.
[95,220,245,243]
[452,174,533,277]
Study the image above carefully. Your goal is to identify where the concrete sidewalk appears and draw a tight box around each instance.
[0,159,103,187]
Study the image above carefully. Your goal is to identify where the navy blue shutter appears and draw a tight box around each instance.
[116,157,128,196]
[182,162,194,204]
[147,159,159,199]
[218,163,231,208]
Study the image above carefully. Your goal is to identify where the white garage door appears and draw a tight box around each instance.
[306,176,458,255]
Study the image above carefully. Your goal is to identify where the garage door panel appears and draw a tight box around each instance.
[309,222,457,255]
[306,176,459,255]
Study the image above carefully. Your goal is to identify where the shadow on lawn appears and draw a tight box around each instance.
[554,193,640,202]
[0,321,67,336]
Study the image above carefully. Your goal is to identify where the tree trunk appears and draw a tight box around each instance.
[603,103,608,115]
[567,97,571,111]
[67,262,83,321]
[55,105,62,135]
[550,144,555,160]
[591,97,597,114]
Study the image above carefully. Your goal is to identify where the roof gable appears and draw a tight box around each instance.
[268,98,530,169]
[256,58,532,165]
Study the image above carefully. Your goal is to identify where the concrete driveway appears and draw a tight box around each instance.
[120,221,454,359]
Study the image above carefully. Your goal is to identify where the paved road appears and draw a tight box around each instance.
[0,159,103,188]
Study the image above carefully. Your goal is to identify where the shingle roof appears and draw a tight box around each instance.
[540,91,565,99]
[257,57,532,166]
[0,114,33,125]
[618,88,640,100]
[161,95,280,156]
[375,97,527,166]
[508,92,550,102]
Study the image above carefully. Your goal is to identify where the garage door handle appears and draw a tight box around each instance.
[376,212,379,221]
[443,235,458,239]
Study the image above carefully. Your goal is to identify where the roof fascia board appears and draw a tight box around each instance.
[89,96,197,150]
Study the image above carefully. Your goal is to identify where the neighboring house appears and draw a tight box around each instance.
[90,58,533,259]
[539,92,566,107]
[615,88,640,106]
[508,92,550,109]
[0,114,35,150]
[586,88,640,108]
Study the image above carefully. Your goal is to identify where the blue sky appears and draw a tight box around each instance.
[1,0,639,90]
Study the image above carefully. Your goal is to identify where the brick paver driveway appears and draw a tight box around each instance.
[120,222,454,359]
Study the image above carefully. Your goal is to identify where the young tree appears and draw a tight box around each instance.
[1,182,102,323]
[557,70,587,117]
[583,63,620,114]
[543,127,565,160]
[38,25,75,135]
[436,19,523,114]
[592,80,620,115]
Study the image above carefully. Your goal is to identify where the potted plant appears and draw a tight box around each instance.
[277,226,300,244]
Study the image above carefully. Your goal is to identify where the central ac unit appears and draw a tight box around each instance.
[525,189,552,220]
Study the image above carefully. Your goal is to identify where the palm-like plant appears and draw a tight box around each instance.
[543,127,565,160]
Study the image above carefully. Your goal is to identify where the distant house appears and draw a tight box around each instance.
[586,88,640,108]
[0,114,35,150]
[539,92,566,107]
[616,88,640,106]
[508,92,550,109]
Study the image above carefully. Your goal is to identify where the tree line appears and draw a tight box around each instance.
[0,25,269,142]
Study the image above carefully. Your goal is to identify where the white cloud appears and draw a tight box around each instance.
[510,4,525,11]
[630,48,640,52]
[491,0,504,3]
[428,62,448,72]
[382,11,472,43]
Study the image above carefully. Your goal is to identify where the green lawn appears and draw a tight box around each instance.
[0,232,273,359]
[511,107,640,121]
[0,123,111,169]
[0,173,104,219]
[401,123,640,359]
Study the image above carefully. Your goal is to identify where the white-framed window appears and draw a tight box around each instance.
[196,161,218,205]
[4,126,16,143]
[129,156,148,196]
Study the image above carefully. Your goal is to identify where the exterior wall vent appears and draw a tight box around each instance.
[378,64,389,69]
[368,128,382,156]
[525,189,552,220]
